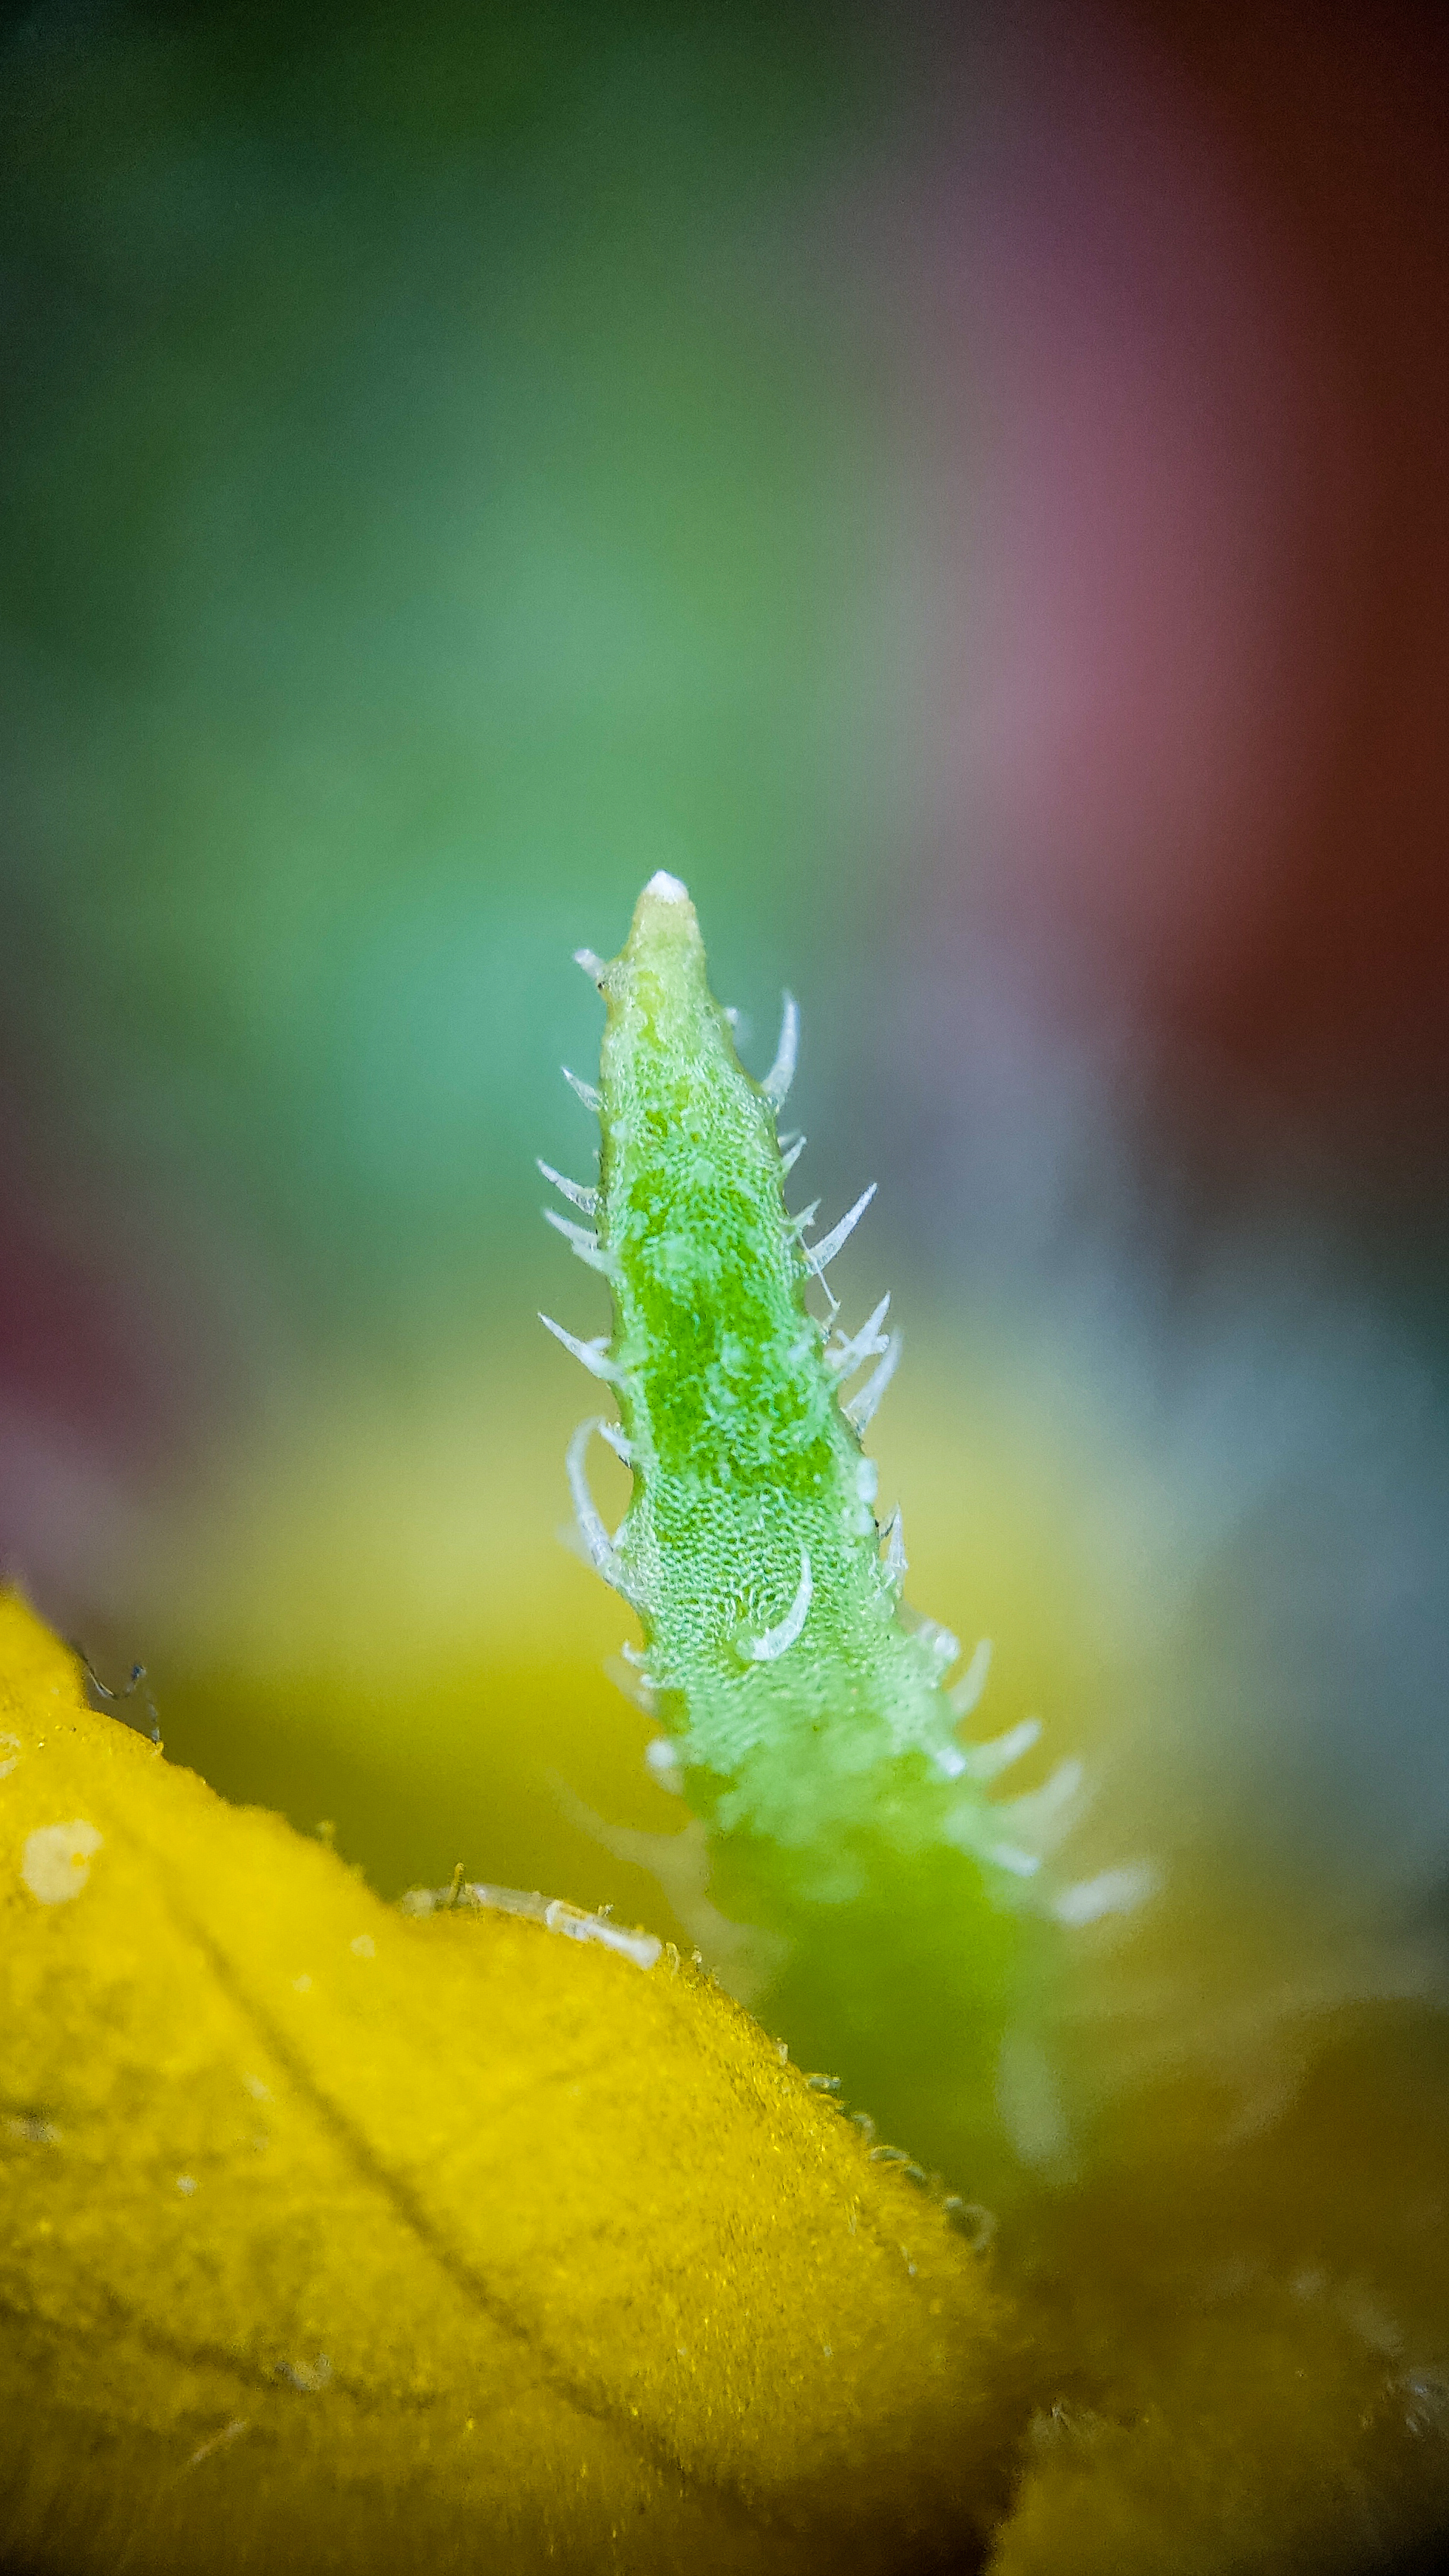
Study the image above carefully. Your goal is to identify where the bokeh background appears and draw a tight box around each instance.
[2,0,1447,2024]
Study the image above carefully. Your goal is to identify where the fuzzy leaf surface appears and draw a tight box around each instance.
[0,1595,1019,2575]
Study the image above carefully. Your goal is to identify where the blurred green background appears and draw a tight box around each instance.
[2,0,1447,1991]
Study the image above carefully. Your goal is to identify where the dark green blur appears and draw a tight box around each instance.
[1,0,917,1362]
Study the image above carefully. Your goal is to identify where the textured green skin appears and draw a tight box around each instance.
[550,877,1059,2184]
[600,885,955,1838]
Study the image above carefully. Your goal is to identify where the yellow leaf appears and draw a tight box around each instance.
[0,1594,1020,2574]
